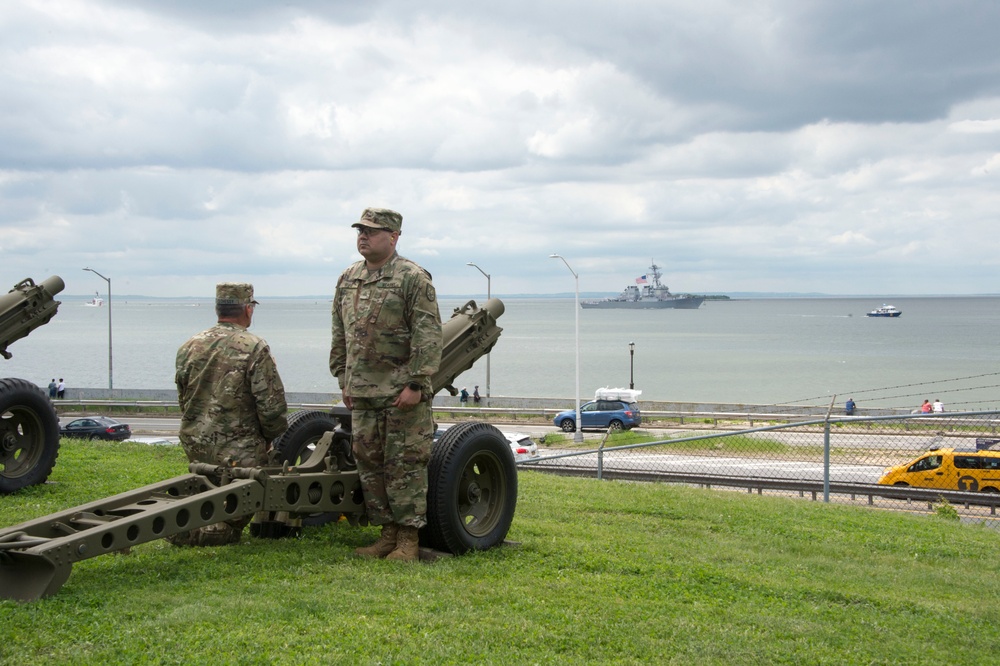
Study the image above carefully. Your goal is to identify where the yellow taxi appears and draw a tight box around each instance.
[878,447,1000,492]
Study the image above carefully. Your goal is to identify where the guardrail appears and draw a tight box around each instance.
[55,400,998,431]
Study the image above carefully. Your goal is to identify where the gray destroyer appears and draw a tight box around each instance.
[581,262,703,310]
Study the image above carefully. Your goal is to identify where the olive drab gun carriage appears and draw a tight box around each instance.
[0,298,513,602]
[1,276,65,495]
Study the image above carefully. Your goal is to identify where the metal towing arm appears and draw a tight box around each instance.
[0,436,362,602]
[0,298,516,602]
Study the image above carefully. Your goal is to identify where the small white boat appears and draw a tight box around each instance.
[84,292,104,307]
[866,304,901,318]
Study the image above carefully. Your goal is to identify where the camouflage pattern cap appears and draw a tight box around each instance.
[216,282,258,306]
[352,207,402,233]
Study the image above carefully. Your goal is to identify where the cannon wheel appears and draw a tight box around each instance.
[0,378,60,494]
[271,410,343,526]
[272,409,340,465]
[423,422,517,554]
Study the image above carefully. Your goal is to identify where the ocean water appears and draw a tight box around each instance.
[5,295,1000,411]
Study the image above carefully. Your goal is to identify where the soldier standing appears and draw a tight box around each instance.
[330,208,442,562]
[173,282,288,546]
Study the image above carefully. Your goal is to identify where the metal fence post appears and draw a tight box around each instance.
[823,395,835,503]
[823,420,831,503]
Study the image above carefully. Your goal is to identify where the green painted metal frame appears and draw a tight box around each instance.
[0,438,364,601]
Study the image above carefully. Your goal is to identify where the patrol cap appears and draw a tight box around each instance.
[216,282,258,306]
[352,207,402,233]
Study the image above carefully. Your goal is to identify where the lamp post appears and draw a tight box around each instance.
[82,267,113,390]
[629,341,635,390]
[466,262,491,402]
[549,254,583,443]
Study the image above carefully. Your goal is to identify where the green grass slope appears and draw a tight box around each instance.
[1,440,998,665]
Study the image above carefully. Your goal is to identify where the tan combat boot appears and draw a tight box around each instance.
[354,523,399,559]
[385,525,420,562]
[198,521,243,546]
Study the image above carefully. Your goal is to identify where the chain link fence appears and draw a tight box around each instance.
[520,410,1000,527]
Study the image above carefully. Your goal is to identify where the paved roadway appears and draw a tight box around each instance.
[522,449,887,484]
[109,416,891,483]
[66,413,1000,527]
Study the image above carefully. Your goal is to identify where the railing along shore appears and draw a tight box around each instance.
[53,389,943,428]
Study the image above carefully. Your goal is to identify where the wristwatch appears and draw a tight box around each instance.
[407,381,422,392]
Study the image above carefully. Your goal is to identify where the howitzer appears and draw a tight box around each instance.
[1,276,64,495]
[433,297,504,395]
[0,298,512,601]
[0,276,64,360]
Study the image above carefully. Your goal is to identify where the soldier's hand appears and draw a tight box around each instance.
[393,386,422,411]
[343,395,354,410]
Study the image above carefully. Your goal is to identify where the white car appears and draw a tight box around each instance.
[504,432,539,462]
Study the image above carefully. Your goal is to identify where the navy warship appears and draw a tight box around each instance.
[580,262,704,310]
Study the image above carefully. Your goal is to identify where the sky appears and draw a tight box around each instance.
[2,0,1000,298]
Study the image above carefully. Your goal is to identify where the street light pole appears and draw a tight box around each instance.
[82,267,113,390]
[549,254,583,443]
[629,341,635,390]
[466,262,491,402]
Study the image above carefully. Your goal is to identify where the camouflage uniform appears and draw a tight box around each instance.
[173,283,288,545]
[330,211,442,530]
[176,323,287,465]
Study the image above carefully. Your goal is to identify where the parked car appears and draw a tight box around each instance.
[553,400,641,432]
[504,432,539,462]
[59,416,132,441]
[878,447,1000,492]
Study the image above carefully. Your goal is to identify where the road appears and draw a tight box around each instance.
[521,449,887,484]
[109,415,888,483]
[62,413,1000,528]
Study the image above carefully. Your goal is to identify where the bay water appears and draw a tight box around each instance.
[6,295,1000,411]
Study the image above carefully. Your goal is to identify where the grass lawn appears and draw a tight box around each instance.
[2,439,999,665]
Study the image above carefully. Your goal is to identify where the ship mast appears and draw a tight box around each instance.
[649,261,664,289]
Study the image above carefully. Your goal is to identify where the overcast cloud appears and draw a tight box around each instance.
[2,0,999,297]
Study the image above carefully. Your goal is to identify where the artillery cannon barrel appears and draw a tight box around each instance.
[432,297,504,396]
[0,276,65,360]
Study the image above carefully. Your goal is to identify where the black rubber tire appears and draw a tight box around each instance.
[0,378,60,494]
[270,410,342,527]
[559,418,575,433]
[424,422,517,554]
[608,419,624,431]
[272,410,340,465]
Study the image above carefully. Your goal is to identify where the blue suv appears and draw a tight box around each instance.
[553,400,641,432]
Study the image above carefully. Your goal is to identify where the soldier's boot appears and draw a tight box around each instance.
[354,523,399,559]
[197,521,243,546]
[168,521,244,547]
[166,528,203,547]
[385,525,420,562]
